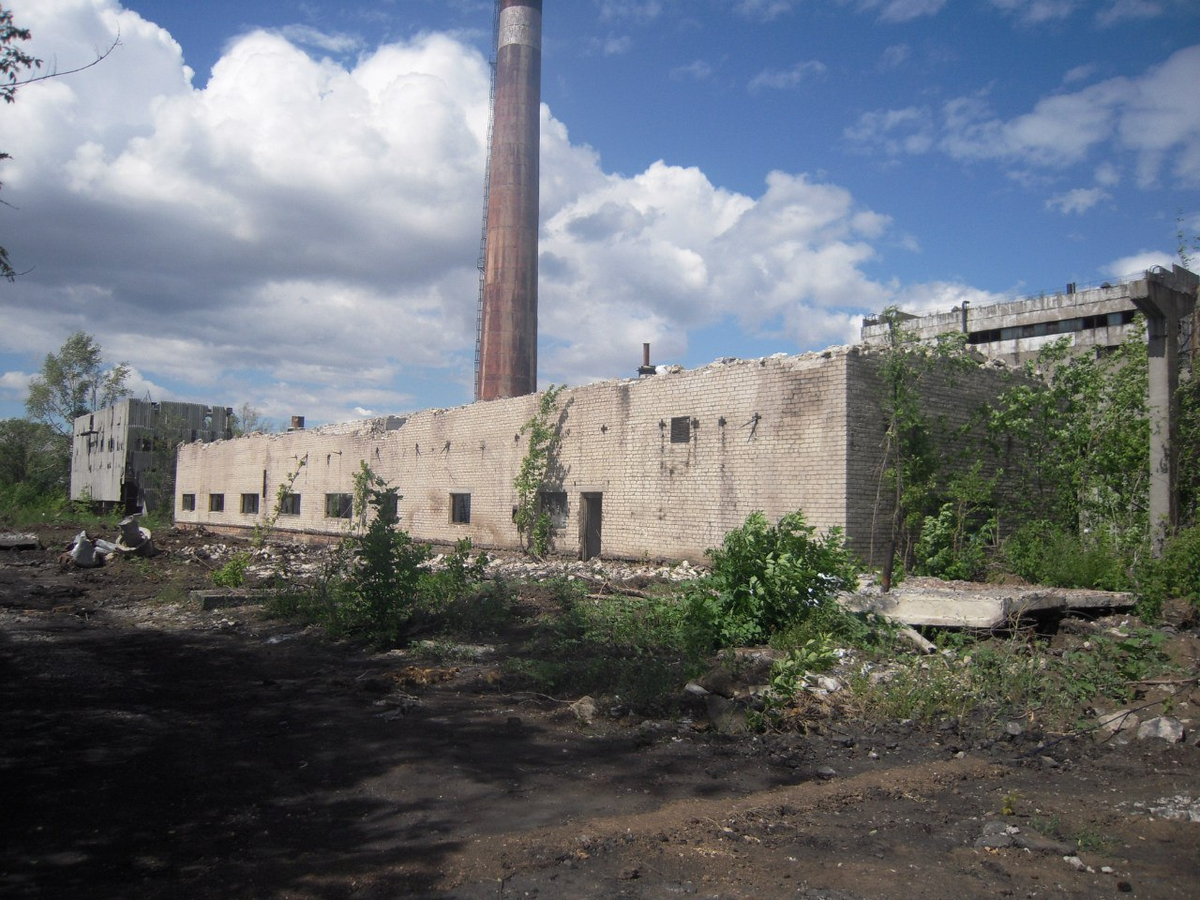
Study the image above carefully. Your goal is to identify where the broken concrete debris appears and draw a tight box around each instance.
[1136,716,1185,743]
[842,577,1133,629]
[0,532,41,551]
[59,517,157,568]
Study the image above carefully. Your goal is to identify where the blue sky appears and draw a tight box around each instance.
[2,0,1197,426]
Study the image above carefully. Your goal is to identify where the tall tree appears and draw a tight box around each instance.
[26,331,132,435]
[2,6,116,280]
[0,417,66,499]
[1,5,40,281]
[231,402,274,436]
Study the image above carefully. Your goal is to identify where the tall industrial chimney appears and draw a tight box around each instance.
[476,0,542,401]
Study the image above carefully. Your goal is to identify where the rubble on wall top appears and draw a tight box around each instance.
[193,341,974,446]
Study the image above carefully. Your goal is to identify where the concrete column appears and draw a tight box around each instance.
[1130,265,1198,554]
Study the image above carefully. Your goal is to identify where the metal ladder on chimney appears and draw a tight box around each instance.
[473,0,500,400]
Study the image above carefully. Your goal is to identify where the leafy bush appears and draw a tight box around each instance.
[752,637,840,730]
[334,486,430,643]
[1134,523,1200,619]
[681,511,860,649]
[211,551,250,588]
[1000,520,1128,591]
[419,538,490,608]
[913,501,994,581]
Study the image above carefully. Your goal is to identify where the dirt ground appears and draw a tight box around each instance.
[2,527,1198,899]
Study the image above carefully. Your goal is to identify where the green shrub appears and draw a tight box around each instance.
[1134,523,1200,619]
[419,538,490,609]
[913,502,994,581]
[681,511,860,649]
[211,551,250,588]
[1001,520,1127,591]
[339,489,430,643]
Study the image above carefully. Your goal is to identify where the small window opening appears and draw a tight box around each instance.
[241,493,260,514]
[325,493,353,519]
[450,493,471,524]
[209,494,225,512]
[279,493,301,516]
[670,416,691,443]
[181,493,196,512]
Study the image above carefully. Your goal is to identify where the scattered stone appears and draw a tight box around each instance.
[1097,709,1139,737]
[1063,855,1094,873]
[815,766,837,779]
[814,675,842,693]
[705,694,748,735]
[1013,831,1075,855]
[729,647,783,682]
[570,695,598,725]
[683,681,709,697]
[1137,716,1185,743]
[1131,795,1200,823]
[975,821,1015,849]
[1004,721,1024,737]
[697,666,736,699]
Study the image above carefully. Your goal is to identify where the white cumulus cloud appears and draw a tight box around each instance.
[0,0,935,423]
[748,60,827,92]
[1045,187,1112,215]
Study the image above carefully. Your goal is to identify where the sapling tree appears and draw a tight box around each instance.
[25,331,131,436]
[514,384,565,556]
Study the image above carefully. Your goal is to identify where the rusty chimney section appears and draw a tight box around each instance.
[638,342,656,376]
[476,0,542,401]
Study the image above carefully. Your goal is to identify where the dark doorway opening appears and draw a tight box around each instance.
[580,492,603,561]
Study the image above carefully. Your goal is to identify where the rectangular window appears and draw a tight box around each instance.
[670,416,691,443]
[450,493,471,524]
[378,492,399,523]
[325,492,353,519]
[181,493,196,512]
[539,491,568,529]
[279,493,301,516]
[209,493,225,512]
[241,493,260,514]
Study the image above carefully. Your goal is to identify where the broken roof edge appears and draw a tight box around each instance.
[189,340,1010,447]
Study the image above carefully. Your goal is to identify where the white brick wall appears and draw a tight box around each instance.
[175,347,1013,564]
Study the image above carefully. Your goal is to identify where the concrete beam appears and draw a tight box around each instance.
[841,583,1133,629]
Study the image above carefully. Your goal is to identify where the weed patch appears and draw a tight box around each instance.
[852,628,1175,729]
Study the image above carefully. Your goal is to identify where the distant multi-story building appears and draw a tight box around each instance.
[71,399,233,513]
[861,270,1196,367]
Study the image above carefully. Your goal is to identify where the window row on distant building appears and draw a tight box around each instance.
[181,491,469,524]
[967,310,1136,345]
[179,488,579,529]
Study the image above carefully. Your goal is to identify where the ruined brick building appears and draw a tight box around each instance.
[169,265,1196,565]
[167,2,1199,563]
[172,345,1010,566]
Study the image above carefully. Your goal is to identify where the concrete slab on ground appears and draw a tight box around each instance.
[840,579,1133,629]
